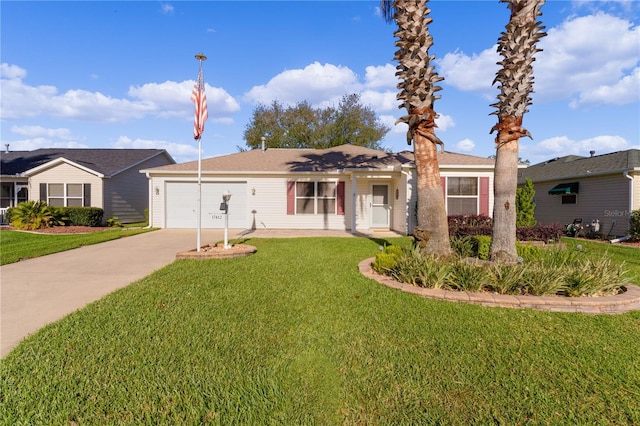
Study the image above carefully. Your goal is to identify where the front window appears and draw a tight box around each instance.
[48,183,87,207]
[296,181,336,214]
[446,177,478,215]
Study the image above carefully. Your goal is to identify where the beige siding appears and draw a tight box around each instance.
[533,174,630,237]
[29,163,103,207]
[150,174,354,230]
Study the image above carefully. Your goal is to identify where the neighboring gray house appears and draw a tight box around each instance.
[142,144,496,235]
[1,148,175,224]
[519,149,640,237]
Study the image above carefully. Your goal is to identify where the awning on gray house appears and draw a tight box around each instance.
[548,182,579,195]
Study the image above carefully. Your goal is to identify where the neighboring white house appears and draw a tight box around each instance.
[142,144,496,235]
[518,149,640,238]
[0,148,175,224]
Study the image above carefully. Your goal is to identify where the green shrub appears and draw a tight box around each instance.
[372,245,404,274]
[450,236,477,258]
[516,243,544,262]
[107,216,123,227]
[4,207,14,224]
[630,209,640,241]
[475,235,492,260]
[64,207,104,226]
[10,201,66,230]
[516,178,537,227]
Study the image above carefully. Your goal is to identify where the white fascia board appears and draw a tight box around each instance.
[24,158,105,178]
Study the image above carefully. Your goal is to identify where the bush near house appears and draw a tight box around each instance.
[630,209,640,241]
[63,207,104,227]
[447,214,563,242]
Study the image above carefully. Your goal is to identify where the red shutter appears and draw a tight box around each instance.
[337,181,345,215]
[441,177,446,199]
[479,177,489,216]
[286,181,295,215]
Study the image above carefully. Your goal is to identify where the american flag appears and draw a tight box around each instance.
[191,65,208,140]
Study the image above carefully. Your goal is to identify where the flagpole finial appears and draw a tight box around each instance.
[195,53,207,61]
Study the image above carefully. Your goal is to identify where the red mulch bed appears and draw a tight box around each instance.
[1,225,112,234]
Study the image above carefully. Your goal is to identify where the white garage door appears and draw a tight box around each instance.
[166,182,248,229]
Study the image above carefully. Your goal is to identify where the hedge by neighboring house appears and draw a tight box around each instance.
[518,149,640,238]
[0,148,175,224]
[141,144,496,235]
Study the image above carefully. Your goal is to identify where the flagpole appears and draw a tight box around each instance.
[194,52,207,252]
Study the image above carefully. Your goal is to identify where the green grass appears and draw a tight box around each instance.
[0,228,155,265]
[562,237,640,285]
[1,237,639,424]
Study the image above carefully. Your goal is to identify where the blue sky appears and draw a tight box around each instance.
[1,0,638,165]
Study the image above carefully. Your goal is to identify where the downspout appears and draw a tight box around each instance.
[401,168,413,236]
[145,172,153,229]
[624,170,634,214]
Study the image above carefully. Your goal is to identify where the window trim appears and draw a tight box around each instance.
[445,176,479,216]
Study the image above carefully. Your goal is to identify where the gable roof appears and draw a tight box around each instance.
[1,149,174,178]
[143,144,495,174]
[519,149,640,183]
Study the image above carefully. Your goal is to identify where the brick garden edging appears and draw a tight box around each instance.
[359,258,640,314]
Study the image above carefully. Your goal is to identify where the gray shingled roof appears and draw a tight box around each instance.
[0,149,173,177]
[144,144,495,174]
[519,149,640,183]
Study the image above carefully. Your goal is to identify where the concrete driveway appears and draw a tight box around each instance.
[0,228,241,357]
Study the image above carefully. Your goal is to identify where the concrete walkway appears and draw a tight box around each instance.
[1,228,404,357]
[0,229,242,357]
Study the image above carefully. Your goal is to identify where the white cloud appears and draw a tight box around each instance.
[437,47,499,96]
[435,13,639,108]
[1,63,26,80]
[2,137,88,151]
[0,64,240,123]
[244,62,360,106]
[523,134,631,163]
[113,136,199,163]
[160,3,174,15]
[455,138,476,152]
[536,12,639,104]
[128,80,240,119]
[364,64,398,89]
[569,67,640,108]
[10,125,75,140]
[435,114,455,132]
[360,90,398,112]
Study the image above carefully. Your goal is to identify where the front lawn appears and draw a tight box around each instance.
[1,237,639,424]
[0,228,155,265]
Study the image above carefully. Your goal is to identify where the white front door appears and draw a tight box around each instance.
[371,184,390,228]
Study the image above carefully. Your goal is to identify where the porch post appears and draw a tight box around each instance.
[351,174,357,235]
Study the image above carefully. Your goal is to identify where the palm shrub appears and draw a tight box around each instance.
[10,201,66,230]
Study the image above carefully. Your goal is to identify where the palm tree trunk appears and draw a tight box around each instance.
[490,117,521,262]
[489,0,546,263]
[413,127,450,254]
